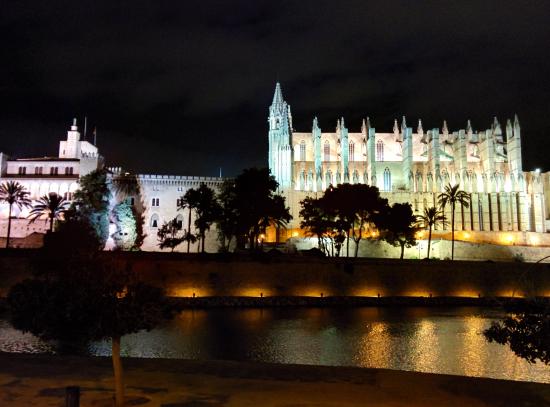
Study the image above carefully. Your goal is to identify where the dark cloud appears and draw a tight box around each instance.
[1,0,549,175]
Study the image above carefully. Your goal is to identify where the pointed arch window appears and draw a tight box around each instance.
[349,141,355,162]
[300,140,306,161]
[150,214,159,228]
[383,168,391,191]
[324,141,330,162]
[376,140,384,161]
[325,170,332,187]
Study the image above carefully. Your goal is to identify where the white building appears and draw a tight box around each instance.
[0,120,224,251]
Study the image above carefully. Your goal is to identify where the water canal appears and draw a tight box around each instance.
[1,306,548,383]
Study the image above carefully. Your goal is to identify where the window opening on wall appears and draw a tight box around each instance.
[300,140,306,161]
[383,167,391,191]
[376,140,384,161]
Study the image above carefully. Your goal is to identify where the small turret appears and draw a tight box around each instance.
[393,118,400,141]
[442,120,449,137]
[506,118,513,139]
[492,117,502,136]
[513,114,520,136]
[313,116,320,131]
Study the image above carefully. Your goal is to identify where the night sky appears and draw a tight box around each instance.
[2,1,549,176]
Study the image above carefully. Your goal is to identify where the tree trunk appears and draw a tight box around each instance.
[6,204,12,248]
[49,215,54,233]
[201,232,205,253]
[112,336,124,407]
[451,203,455,260]
[400,241,405,260]
[346,233,350,257]
[187,209,192,253]
[427,225,432,259]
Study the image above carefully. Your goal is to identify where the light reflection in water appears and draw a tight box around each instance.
[0,307,548,383]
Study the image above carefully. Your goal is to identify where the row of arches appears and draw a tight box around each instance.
[296,167,393,192]
[413,171,526,194]
[149,213,186,229]
[296,140,373,162]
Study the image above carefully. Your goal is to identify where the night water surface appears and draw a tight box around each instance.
[1,307,548,383]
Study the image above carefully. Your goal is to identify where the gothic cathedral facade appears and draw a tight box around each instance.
[268,83,548,237]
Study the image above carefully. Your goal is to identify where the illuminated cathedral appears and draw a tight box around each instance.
[268,83,549,237]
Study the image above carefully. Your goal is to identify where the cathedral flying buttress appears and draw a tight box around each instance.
[268,83,548,235]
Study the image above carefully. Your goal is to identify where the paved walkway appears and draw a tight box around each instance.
[0,353,549,406]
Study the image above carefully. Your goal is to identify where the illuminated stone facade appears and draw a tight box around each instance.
[0,120,224,251]
[268,83,549,237]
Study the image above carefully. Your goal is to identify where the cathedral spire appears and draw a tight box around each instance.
[393,118,399,134]
[466,119,472,134]
[514,114,520,129]
[272,82,284,106]
[313,116,319,131]
[492,116,502,136]
[442,120,449,136]
[417,119,424,136]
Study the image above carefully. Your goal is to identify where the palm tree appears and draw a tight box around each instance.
[416,206,447,259]
[178,189,200,253]
[28,192,69,233]
[438,183,470,260]
[0,181,31,248]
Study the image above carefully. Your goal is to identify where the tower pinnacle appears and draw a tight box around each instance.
[272,82,284,107]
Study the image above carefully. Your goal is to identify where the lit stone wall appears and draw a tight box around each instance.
[2,253,549,299]
[132,174,225,253]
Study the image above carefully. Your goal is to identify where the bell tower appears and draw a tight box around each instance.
[268,83,293,189]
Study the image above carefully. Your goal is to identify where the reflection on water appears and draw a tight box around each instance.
[1,307,548,383]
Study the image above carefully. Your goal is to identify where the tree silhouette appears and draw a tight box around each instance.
[416,206,447,259]
[180,183,219,253]
[484,300,550,365]
[301,184,387,257]
[224,168,291,250]
[178,189,199,253]
[376,203,418,259]
[8,214,173,407]
[0,181,31,248]
[215,180,240,252]
[438,183,470,260]
[157,218,184,252]
[28,192,69,233]
[299,196,332,254]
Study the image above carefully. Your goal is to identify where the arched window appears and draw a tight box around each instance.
[427,173,433,191]
[176,214,184,230]
[150,214,159,228]
[324,141,330,162]
[300,140,306,161]
[325,170,332,187]
[416,172,423,192]
[383,168,391,191]
[349,141,355,162]
[300,170,305,190]
[376,140,384,161]
[442,170,450,187]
